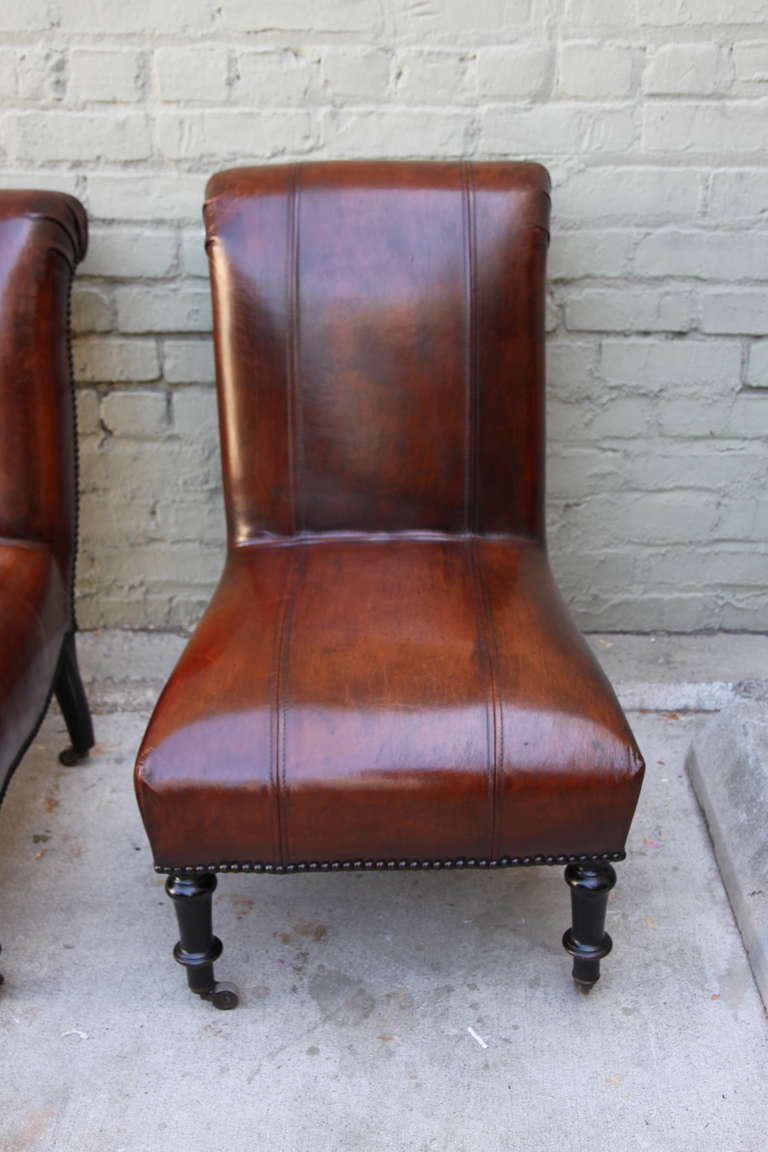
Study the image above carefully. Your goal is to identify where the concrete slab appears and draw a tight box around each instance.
[1,703,766,1151]
[687,702,768,1010]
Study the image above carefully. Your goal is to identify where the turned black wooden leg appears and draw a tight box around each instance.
[54,632,94,766]
[165,872,239,1010]
[562,862,616,991]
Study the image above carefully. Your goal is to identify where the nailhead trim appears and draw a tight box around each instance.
[154,851,625,876]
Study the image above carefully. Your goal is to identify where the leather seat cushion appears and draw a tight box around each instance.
[136,535,643,868]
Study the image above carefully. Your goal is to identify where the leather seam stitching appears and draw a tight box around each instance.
[467,539,497,862]
[277,547,307,864]
[472,541,503,862]
[292,164,304,533]
[285,163,299,535]
[461,162,479,534]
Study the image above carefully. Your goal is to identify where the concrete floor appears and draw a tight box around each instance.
[1,633,767,1152]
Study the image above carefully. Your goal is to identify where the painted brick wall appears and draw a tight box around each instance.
[1,0,766,631]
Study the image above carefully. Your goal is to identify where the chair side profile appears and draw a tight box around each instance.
[135,162,644,1010]
[0,190,94,985]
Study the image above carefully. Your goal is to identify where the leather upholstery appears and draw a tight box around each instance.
[0,191,87,796]
[135,162,644,870]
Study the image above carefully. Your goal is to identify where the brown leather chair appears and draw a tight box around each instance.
[0,191,94,983]
[135,162,644,1010]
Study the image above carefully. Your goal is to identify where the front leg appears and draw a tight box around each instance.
[562,862,616,991]
[165,872,239,1010]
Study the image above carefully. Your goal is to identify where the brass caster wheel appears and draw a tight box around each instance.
[205,981,239,1010]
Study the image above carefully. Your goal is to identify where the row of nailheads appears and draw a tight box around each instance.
[155,851,626,875]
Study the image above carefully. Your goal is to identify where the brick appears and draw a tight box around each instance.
[5,111,150,163]
[635,230,768,281]
[393,0,531,40]
[69,49,143,102]
[0,170,78,195]
[576,492,719,545]
[642,44,719,96]
[80,438,216,496]
[644,103,768,156]
[640,0,766,24]
[57,0,213,33]
[163,340,215,384]
[708,170,768,221]
[116,286,212,334]
[589,397,656,438]
[476,46,551,98]
[324,108,471,156]
[625,447,763,493]
[322,49,391,101]
[566,288,692,333]
[156,110,314,160]
[747,340,768,387]
[72,286,114,334]
[0,48,62,101]
[559,167,702,222]
[549,230,634,279]
[565,0,637,26]
[558,43,633,99]
[732,42,768,95]
[101,390,168,438]
[724,394,768,438]
[74,338,160,383]
[85,173,204,222]
[547,447,624,498]
[75,389,101,438]
[222,0,381,33]
[395,50,471,104]
[482,104,633,155]
[547,339,597,401]
[657,395,734,437]
[172,387,219,441]
[154,46,228,103]
[81,228,177,278]
[0,0,49,29]
[600,338,741,394]
[180,231,208,278]
[700,290,768,335]
[233,50,315,105]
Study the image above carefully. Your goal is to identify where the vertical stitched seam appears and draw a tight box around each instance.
[467,164,480,534]
[461,161,472,533]
[285,164,298,535]
[270,559,291,862]
[279,547,307,863]
[467,540,497,860]
[472,541,502,861]
[291,165,304,532]
[272,548,305,864]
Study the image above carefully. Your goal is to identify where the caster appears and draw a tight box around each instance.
[203,981,239,1010]
[59,746,90,767]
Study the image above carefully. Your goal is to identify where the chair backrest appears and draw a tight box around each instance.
[0,190,87,583]
[204,161,550,545]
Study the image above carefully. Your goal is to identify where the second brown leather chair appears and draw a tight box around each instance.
[0,191,94,984]
[135,162,644,1010]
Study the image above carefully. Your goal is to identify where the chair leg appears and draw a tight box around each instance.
[562,862,616,992]
[165,872,239,1010]
[54,632,94,766]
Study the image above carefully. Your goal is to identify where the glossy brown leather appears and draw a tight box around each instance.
[0,191,87,794]
[136,162,644,870]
